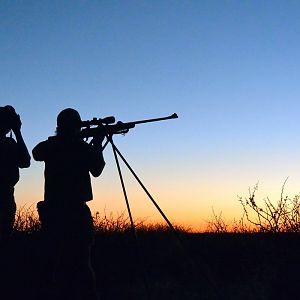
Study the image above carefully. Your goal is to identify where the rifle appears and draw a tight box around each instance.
[80,113,178,139]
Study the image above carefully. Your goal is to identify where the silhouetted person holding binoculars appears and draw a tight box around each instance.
[0,105,31,243]
[32,108,105,300]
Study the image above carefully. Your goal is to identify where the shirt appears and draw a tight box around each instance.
[32,136,105,206]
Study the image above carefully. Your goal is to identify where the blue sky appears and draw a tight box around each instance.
[1,1,300,228]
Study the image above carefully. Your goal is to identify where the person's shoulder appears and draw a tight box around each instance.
[35,138,51,147]
[33,137,55,152]
[32,137,56,160]
[46,136,57,144]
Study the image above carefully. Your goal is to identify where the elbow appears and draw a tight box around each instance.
[32,149,42,161]
[19,157,31,169]
[91,162,105,177]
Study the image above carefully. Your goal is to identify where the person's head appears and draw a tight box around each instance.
[56,108,82,137]
[0,105,18,136]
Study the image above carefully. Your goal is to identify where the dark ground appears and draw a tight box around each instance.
[0,231,299,300]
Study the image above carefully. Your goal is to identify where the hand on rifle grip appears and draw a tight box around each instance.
[91,132,105,148]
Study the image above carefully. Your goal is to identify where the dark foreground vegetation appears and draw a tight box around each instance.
[1,206,300,300]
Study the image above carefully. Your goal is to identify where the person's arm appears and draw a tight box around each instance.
[12,115,31,168]
[32,141,47,162]
[88,135,105,177]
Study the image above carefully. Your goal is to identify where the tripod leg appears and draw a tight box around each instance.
[110,141,136,236]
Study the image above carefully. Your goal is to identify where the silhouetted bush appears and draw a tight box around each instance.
[238,179,300,233]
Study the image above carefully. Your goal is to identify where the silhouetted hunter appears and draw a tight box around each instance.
[32,108,105,300]
[0,105,31,242]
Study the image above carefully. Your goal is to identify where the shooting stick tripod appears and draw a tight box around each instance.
[106,134,178,238]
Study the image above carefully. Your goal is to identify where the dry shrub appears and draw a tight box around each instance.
[239,179,300,233]
[205,179,300,234]
[205,208,229,233]
[93,211,132,233]
[205,208,254,233]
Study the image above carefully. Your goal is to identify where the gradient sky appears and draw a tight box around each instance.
[2,1,300,230]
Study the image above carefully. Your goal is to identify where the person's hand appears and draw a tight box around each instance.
[91,133,105,148]
[11,114,22,134]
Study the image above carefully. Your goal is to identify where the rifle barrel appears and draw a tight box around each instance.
[128,113,178,125]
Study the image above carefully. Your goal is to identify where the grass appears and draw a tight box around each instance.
[13,205,191,235]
